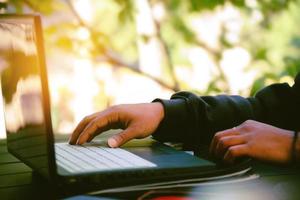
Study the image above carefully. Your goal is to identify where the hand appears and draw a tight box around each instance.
[209,120,293,164]
[69,103,164,148]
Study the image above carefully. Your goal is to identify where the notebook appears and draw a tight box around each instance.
[0,14,247,195]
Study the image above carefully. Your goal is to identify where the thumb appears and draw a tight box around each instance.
[107,128,136,148]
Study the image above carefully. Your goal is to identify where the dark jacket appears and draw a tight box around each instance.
[153,73,300,150]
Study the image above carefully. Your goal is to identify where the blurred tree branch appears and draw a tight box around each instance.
[65,0,178,92]
[150,4,180,91]
[17,0,298,96]
[167,9,230,93]
[21,0,179,91]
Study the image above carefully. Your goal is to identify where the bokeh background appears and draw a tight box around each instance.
[0,0,300,138]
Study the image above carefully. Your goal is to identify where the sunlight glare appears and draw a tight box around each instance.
[220,47,255,95]
[185,47,216,91]
[152,2,166,22]
[72,0,93,23]
[69,59,98,129]
[76,27,90,40]
[136,0,156,35]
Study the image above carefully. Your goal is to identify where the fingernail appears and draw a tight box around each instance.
[68,139,73,145]
[108,138,118,148]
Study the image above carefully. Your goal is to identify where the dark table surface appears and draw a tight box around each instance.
[1,137,300,200]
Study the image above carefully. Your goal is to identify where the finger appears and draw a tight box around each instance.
[223,144,249,164]
[69,113,98,144]
[214,135,246,158]
[76,112,117,145]
[107,127,137,148]
[76,117,110,145]
[209,127,240,155]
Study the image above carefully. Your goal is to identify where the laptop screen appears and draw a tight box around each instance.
[0,15,55,179]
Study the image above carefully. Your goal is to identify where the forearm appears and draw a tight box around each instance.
[153,76,300,150]
[152,92,260,149]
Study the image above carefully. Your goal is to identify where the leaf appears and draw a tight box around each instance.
[283,56,300,77]
[250,77,266,96]
[7,0,23,13]
[189,0,224,11]
[253,47,268,60]
[0,2,7,10]
[231,0,246,8]
[170,15,197,44]
[26,0,56,14]
[114,0,134,23]
[168,0,181,10]
[249,73,279,95]
[55,36,74,51]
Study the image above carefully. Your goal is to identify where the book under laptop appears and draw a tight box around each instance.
[0,14,248,196]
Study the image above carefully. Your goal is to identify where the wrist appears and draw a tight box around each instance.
[296,131,300,162]
[152,102,165,123]
[290,130,299,164]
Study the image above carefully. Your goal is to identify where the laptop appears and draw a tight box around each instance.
[0,14,247,195]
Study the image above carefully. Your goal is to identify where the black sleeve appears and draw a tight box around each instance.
[152,73,300,149]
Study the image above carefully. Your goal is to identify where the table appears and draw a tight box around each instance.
[1,138,300,200]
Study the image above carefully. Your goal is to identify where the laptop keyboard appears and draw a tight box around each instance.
[55,143,156,173]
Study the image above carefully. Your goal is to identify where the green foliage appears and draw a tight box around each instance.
[169,14,197,44]
[5,0,300,96]
[114,0,135,23]
[165,0,245,12]
[0,2,7,10]
[44,23,77,53]
[249,73,278,96]
[241,0,300,95]
[8,0,58,14]
[189,0,224,11]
